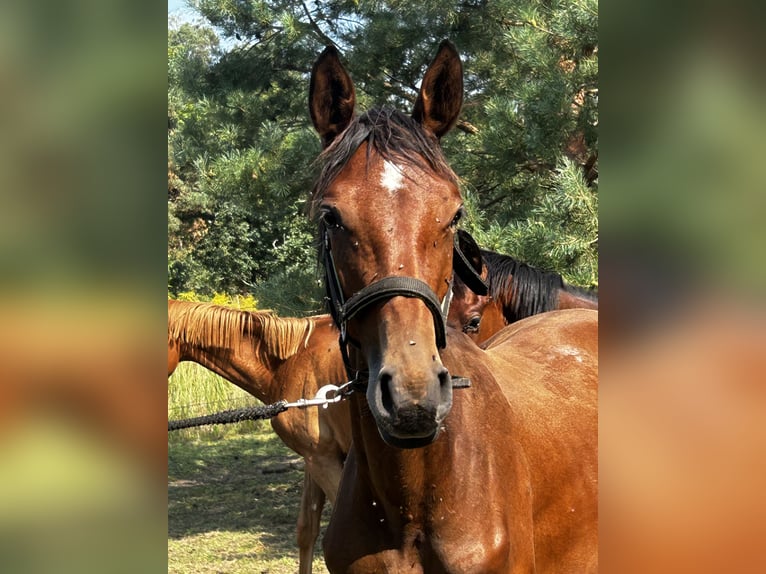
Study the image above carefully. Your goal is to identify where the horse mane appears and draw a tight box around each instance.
[168,301,315,360]
[310,107,457,208]
[481,250,597,321]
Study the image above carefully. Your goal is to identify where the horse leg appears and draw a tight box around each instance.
[296,471,326,574]
[307,454,344,505]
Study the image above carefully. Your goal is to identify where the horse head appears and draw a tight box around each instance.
[448,229,492,336]
[310,41,464,448]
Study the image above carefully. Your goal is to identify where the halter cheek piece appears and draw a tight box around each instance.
[321,222,486,383]
[453,230,489,296]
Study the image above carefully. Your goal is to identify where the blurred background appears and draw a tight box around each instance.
[600,0,766,572]
[0,1,167,572]
[0,0,764,572]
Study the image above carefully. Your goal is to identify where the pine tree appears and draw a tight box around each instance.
[168,0,598,308]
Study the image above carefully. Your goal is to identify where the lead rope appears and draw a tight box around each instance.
[168,372,470,431]
[168,379,359,432]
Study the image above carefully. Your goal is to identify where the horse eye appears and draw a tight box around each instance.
[463,316,481,333]
[320,208,342,229]
[450,207,465,228]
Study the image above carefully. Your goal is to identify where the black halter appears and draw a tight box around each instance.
[321,223,487,377]
[322,222,448,349]
[453,229,489,296]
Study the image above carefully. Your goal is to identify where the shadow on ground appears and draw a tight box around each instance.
[168,425,330,561]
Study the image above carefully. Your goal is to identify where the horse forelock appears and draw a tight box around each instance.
[310,107,458,213]
[167,301,314,360]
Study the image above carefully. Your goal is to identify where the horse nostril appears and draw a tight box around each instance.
[378,369,394,414]
[438,368,451,393]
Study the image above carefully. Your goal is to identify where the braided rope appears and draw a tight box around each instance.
[169,375,470,432]
[168,401,288,431]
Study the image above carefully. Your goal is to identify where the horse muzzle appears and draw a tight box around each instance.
[367,363,453,449]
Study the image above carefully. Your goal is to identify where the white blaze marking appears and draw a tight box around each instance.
[380,160,404,194]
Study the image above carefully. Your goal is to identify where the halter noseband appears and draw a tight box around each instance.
[322,222,449,356]
[321,219,489,378]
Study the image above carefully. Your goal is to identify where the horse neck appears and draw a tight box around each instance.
[484,253,564,323]
[172,333,279,404]
[347,393,448,509]
[475,299,508,344]
[268,319,349,404]
[346,345,509,513]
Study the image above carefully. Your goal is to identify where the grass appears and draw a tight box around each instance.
[169,363,331,574]
[168,363,265,442]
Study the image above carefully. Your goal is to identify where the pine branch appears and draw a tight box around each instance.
[299,1,336,48]
[520,160,555,173]
[456,120,479,135]
[480,192,513,211]
[501,18,558,38]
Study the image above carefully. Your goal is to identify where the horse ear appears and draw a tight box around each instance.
[412,40,463,139]
[309,46,356,147]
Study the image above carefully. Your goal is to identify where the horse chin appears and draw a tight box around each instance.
[377,425,441,449]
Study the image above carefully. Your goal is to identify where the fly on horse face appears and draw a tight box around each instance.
[449,247,599,345]
[167,300,351,574]
[310,41,598,573]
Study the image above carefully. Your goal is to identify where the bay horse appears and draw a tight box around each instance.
[450,247,598,344]
[310,40,598,573]
[168,299,351,574]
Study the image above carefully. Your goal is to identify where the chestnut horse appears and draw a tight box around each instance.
[310,41,597,573]
[168,300,351,574]
[167,284,490,573]
[450,248,598,344]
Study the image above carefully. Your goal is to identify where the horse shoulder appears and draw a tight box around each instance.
[435,336,538,572]
[480,310,598,573]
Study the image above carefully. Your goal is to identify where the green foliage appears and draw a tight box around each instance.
[168,362,264,443]
[168,1,598,308]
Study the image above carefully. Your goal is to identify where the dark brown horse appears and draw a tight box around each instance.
[449,248,598,344]
[310,41,597,572]
[168,300,351,574]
